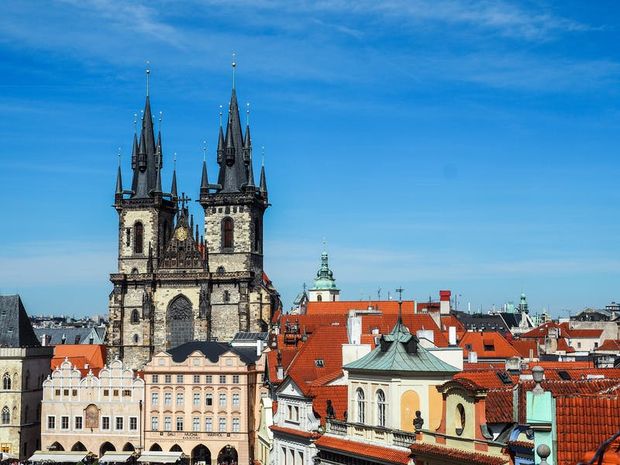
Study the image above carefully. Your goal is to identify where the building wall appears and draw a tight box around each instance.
[143,349,263,465]
[307,290,339,303]
[41,359,144,455]
[0,347,53,460]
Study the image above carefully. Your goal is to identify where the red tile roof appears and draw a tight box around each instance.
[556,395,620,465]
[306,300,417,315]
[286,325,349,385]
[278,313,448,347]
[459,332,520,359]
[580,433,620,465]
[266,347,297,383]
[52,344,106,374]
[485,388,515,423]
[510,339,539,358]
[269,425,320,440]
[315,434,411,465]
[409,442,508,465]
[596,340,620,352]
[521,321,603,340]
[309,384,348,425]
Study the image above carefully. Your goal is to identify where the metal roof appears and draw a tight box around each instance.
[0,295,41,348]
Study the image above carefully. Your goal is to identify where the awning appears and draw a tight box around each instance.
[0,453,18,461]
[137,452,183,464]
[99,452,134,463]
[29,451,88,463]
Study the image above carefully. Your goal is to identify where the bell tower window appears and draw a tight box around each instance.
[222,217,234,251]
[134,222,144,254]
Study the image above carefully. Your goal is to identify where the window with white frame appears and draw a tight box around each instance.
[376,389,386,427]
[164,392,172,406]
[130,417,137,431]
[356,388,366,424]
[165,374,171,383]
[206,393,213,406]
[102,416,110,430]
[219,393,227,407]
[74,416,82,430]
[218,417,226,432]
[232,375,240,384]
[193,392,200,406]
[193,375,200,384]
[205,417,213,432]
[164,416,171,431]
[176,392,184,406]
[177,375,184,383]
[151,416,158,431]
[219,375,226,384]
[192,417,200,432]
[61,416,69,430]
[206,375,213,384]
[151,392,159,405]
[115,417,123,430]
[232,393,240,407]
[176,417,183,431]
[232,417,240,432]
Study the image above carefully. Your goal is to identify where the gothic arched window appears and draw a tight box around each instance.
[133,334,139,344]
[376,389,386,427]
[131,310,140,324]
[166,295,194,350]
[2,373,10,390]
[1,406,9,425]
[317,295,323,302]
[134,222,144,254]
[356,388,365,424]
[223,291,230,303]
[222,217,234,250]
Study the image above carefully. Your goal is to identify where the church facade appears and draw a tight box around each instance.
[107,72,279,369]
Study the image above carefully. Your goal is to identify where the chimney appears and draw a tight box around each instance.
[468,351,478,363]
[256,339,264,356]
[440,290,451,315]
[347,313,362,345]
[416,330,434,344]
[505,357,521,374]
[41,333,46,347]
[448,326,457,346]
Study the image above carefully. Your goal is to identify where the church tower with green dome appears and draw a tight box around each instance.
[308,250,340,302]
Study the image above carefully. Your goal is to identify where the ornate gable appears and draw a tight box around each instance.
[159,205,206,270]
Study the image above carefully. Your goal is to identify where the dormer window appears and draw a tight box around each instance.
[315,359,324,367]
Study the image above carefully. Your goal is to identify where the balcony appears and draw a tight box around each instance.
[326,419,417,448]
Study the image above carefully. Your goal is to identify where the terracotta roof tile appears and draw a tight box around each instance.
[316,434,411,465]
[459,332,520,359]
[306,300,417,315]
[52,344,106,372]
[596,340,620,352]
[409,442,508,465]
[510,339,539,358]
[269,425,320,440]
[309,385,348,425]
[580,434,620,465]
[556,395,620,465]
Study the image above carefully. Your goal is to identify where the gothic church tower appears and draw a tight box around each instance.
[108,68,277,370]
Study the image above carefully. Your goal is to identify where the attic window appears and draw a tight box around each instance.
[496,372,512,385]
[483,339,495,351]
[558,371,571,380]
[315,359,324,367]
[465,344,472,351]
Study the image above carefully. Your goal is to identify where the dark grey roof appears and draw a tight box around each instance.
[452,311,509,333]
[217,89,249,192]
[33,327,105,346]
[0,295,41,348]
[167,341,261,364]
[231,332,268,342]
[130,96,159,199]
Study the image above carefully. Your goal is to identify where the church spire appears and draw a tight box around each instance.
[170,153,178,201]
[259,156,268,195]
[115,149,123,207]
[243,104,255,188]
[130,65,158,199]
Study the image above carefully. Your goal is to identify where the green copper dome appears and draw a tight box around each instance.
[311,251,339,291]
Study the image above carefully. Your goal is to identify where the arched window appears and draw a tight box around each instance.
[2,373,11,390]
[222,217,234,250]
[223,291,230,303]
[317,295,322,302]
[133,334,139,344]
[1,406,10,425]
[134,222,144,254]
[356,388,365,424]
[376,390,386,427]
[455,403,466,435]
[131,309,140,324]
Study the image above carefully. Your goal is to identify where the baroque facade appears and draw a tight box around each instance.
[142,341,265,465]
[107,70,279,369]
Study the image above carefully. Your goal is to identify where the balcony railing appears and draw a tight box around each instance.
[326,419,417,448]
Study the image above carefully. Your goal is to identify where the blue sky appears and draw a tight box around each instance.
[1,0,619,318]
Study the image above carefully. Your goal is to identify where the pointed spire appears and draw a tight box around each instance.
[201,160,209,195]
[170,153,178,200]
[259,148,267,195]
[195,223,199,243]
[216,125,225,165]
[115,148,123,195]
[154,165,162,195]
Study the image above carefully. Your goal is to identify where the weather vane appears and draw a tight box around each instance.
[202,141,207,162]
[145,60,151,96]
[231,51,237,89]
